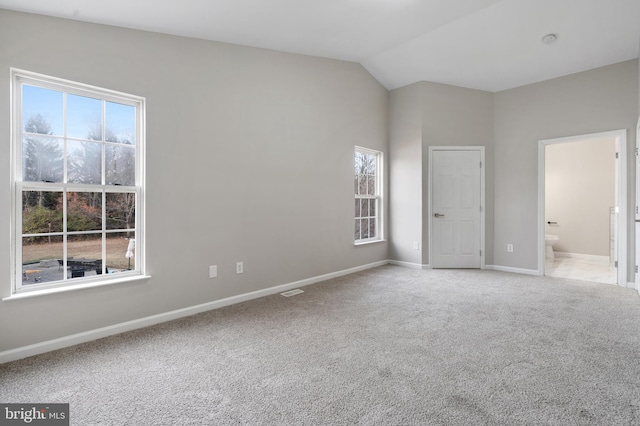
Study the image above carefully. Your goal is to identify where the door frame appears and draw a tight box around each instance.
[537,129,627,286]
[428,146,485,269]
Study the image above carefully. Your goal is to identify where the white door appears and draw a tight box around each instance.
[431,150,481,268]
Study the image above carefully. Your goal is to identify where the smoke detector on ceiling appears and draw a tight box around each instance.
[541,33,558,45]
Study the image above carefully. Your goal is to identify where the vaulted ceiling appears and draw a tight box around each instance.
[1,0,638,92]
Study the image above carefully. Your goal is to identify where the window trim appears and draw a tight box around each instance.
[9,68,147,297]
[354,146,383,245]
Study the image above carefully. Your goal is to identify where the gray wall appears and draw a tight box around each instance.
[0,10,389,352]
[389,81,494,266]
[419,82,494,265]
[389,84,422,265]
[494,60,638,273]
[545,138,616,257]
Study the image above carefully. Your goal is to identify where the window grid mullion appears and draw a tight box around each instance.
[63,189,68,280]
[62,91,69,280]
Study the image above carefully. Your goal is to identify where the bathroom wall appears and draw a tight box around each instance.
[545,137,616,257]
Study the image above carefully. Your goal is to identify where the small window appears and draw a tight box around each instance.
[11,69,145,294]
[354,147,383,243]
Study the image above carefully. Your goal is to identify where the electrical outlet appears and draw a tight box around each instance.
[413,241,420,250]
[507,244,514,252]
[209,265,217,278]
[236,262,243,274]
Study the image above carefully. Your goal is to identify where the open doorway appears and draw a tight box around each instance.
[538,130,627,286]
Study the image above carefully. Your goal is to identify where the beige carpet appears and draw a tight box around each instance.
[1,265,640,425]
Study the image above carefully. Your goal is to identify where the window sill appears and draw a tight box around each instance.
[3,274,151,301]
[354,239,386,246]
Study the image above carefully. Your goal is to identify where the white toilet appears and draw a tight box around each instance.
[545,234,560,260]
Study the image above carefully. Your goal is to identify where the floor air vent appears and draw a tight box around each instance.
[280,289,304,297]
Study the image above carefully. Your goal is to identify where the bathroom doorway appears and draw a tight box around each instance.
[538,130,627,286]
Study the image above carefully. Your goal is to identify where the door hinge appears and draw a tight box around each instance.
[615,260,618,268]
[615,152,619,159]
[635,265,638,274]
[636,147,638,156]
[480,250,482,256]
[636,205,638,215]
[480,161,483,168]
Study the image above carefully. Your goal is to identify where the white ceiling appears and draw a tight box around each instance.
[1,0,638,92]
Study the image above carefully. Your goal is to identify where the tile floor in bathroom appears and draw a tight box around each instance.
[545,255,616,285]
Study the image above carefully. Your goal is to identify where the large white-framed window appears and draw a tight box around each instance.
[354,146,383,244]
[10,69,146,296]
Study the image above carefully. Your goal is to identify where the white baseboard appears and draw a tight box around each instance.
[485,265,541,276]
[387,260,430,269]
[554,252,611,264]
[0,260,389,364]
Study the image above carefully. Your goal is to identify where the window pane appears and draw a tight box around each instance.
[67,234,102,279]
[369,218,377,239]
[106,102,135,145]
[358,174,367,195]
[22,85,63,136]
[67,191,102,232]
[354,219,360,240]
[367,174,376,195]
[22,235,64,285]
[370,199,376,217]
[360,219,369,239]
[365,154,376,175]
[107,233,135,272]
[354,152,363,174]
[106,192,136,230]
[22,135,63,182]
[68,140,102,184]
[354,199,360,218]
[22,191,63,234]
[67,94,102,140]
[361,199,369,218]
[106,145,135,186]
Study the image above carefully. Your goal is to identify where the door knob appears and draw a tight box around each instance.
[434,213,445,218]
